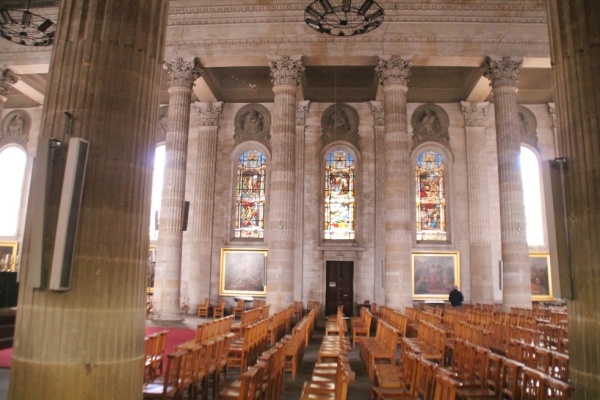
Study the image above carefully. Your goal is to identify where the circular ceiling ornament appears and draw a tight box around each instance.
[0,7,56,46]
[304,0,384,37]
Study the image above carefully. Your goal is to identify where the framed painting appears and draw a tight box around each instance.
[412,251,460,300]
[530,253,554,301]
[0,242,18,272]
[220,248,267,296]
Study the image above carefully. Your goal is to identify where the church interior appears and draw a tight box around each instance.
[0,0,598,398]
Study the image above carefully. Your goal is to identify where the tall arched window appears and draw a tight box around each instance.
[324,150,355,240]
[520,146,544,246]
[415,150,447,241]
[0,146,27,236]
[235,150,267,239]
[149,144,165,241]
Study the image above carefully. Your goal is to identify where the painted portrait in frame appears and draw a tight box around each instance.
[220,248,267,296]
[530,253,554,301]
[412,251,460,300]
[0,242,18,272]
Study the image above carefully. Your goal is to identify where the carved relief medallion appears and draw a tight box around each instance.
[234,104,271,146]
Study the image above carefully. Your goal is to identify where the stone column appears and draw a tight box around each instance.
[546,1,600,397]
[375,55,414,310]
[482,55,531,311]
[187,101,223,311]
[8,1,168,399]
[295,100,310,301]
[0,68,19,116]
[461,101,495,304]
[370,100,386,306]
[153,57,202,321]
[266,55,304,312]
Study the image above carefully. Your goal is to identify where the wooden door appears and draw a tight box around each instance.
[325,261,354,317]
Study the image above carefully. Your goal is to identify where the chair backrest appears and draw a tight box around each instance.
[542,375,571,400]
[414,356,437,400]
[519,366,546,400]
[162,350,185,396]
[433,373,458,400]
[500,358,525,400]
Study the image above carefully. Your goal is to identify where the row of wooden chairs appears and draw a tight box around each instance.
[231,306,270,336]
[145,330,170,383]
[197,298,227,319]
[325,306,347,337]
[299,355,355,400]
[506,339,569,383]
[283,312,312,381]
[350,307,373,348]
[227,318,270,373]
[359,319,399,381]
[377,306,410,343]
[403,321,449,365]
[267,305,294,346]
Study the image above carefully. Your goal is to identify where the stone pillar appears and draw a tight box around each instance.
[266,55,304,312]
[8,1,168,399]
[461,101,495,304]
[482,55,531,311]
[187,101,223,311]
[0,68,19,116]
[546,1,600,397]
[295,100,310,302]
[375,55,413,310]
[370,100,386,306]
[153,57,202,320]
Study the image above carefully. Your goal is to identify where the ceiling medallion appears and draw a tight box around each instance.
[304,0,384,36]
[0,1,56,46]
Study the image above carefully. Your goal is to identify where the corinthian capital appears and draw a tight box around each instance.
[482,55,523,89]
[376,55,413,87]
[268,55,304,87]
[193,101,223,126]
[460,101,489,127]
[0,68,20,96]
[163,57,203,89]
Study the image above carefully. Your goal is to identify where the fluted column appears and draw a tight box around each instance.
[0,68,19,116]
[8,1,168,399]
[266,55,304,312]
[482,55,531,311]
[370,100,386,306]
[461,101,494,304]
[187,101,223,311]
[295,100,310,301]
[546,1,600,397]
[375,55,413,310]
[154,58,202,321]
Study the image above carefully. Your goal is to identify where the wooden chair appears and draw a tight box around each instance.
[293,301,304,322]
[433,373,458,400]
[143,350,184,399]
[213,300,226,319]
[351,309,372,348]
[519,366,546,400]
[233,300,246,320]
[499,358,524,400]
[218,366,261,400]
[542,375,571,400]
[197,297,211,318]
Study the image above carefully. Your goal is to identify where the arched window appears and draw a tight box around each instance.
[324,150,355,240]
[149,144,165,241]
[520,146,544,246]
[0,146,27,236]
[234,150,267,239]
[415,150,447,241]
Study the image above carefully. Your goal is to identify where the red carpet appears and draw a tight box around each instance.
[0,326,195,369]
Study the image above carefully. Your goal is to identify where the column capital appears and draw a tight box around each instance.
[376,55,413,87]
[370,100,384,126]
[163,57,203,89]
[296,100,310,126]
[193,101,223,126]
[268,55,304,87]
[482,55,523,89]
[0,68,20,96]
[460,101,489,127]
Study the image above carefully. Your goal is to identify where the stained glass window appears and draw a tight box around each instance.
[324,150,355,240]
[415,151,447,241]
[235,150,266,239]
[0,146,27,236]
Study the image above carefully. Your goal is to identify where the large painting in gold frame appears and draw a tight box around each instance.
[0,242,18,272]
[220,248,267,296]
[530,253,554,301]
[412,251,460,300]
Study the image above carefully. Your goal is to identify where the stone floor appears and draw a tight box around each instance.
[0,315,374,399]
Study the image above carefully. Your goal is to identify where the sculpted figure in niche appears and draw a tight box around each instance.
[329,108,350,134]
[7,114,24,136]
[420,109,439,135]
[243,109,264,135]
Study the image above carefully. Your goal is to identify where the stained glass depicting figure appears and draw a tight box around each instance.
[235,150,266,238]
[324,151,355,240]
[415,151,447,241]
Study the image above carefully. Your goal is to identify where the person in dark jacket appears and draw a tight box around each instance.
[449,285,464,307]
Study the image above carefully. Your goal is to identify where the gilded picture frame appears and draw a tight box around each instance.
[530,253,554,301]
[0,242,18,272]
[220,248,267,296]
[412,251,460,300]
